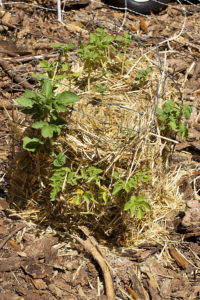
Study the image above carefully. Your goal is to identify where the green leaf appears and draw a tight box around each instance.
[182,105,192,120]
[103,35,114,43]
[80,168,88,181]
[99,188,108,204]
[178,122,188,138]
[75,195,81,205]
[23,136,44,152]
[51,42,75,52]
[32,73,48,81]
[50,186,60,201]
[127,177,137,189]
[50,112,66,126]
[32,121,48,129]
[157,99,192,139]
[24,90,36,99]
[124,183,131,193]
[116,35,124,42]
[135,195,146,202]
[112,171,119,179]
[124,197,137,212]
[53,153,66,167]
[87,167,103,175]
[42,80,53,99]
[55,91,80,106]
[54,75,67,82]
[16,97,35,107]
[41,124,57,138]
[67,172,77,185]
[156,108,163,115]
[140,175,151,183]
[124,195,150,218]
[102,192,108,203]
[50,167,70,182]
[20,107,37,115]
[83,192,91,203]
[51,43,64,50]
[112,181,124,195]
[90,33,98,44]
[137,171,151,183]
[140,201,151,211]
[166,99,175,107]
[66,43,75,50]
[136,208,144,219]
[54,102,68,112]
[61,63,70,72]
[40,60,50,69]
[158,114,168,121]
[136,68,153,80]
[168,120,178,131]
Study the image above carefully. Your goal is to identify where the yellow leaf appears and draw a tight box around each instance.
[76,189,84,195]
[100,185,108,191]
[68,197,76,204]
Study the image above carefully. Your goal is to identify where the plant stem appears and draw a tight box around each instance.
[121,45,127,75]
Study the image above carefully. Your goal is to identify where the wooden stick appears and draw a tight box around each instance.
[5,53,57,63]
[125,285,139,299]
[0,58,33,90]
[75,227,115,300]
[169,245,188,269]
[0,224,26,249]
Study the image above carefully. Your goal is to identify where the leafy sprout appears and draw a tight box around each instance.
[136,67,153,88]
[157,99,192,138]
[77,28,115,90]
[115,33,133,74]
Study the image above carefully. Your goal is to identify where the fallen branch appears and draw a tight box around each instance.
[75,226,115,300]
[0,58,33,90]
[169,245,188,269]
[0,224,26,249]
[125,285,140,299]
[5,53,58,63]
[0,20,18,30]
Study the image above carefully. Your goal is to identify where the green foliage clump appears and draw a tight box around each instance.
[112,170,151,218]
[157,99,192,138]
[49,165,151,219]
[95,82,109,102]
[136,67,153,88]
[16,79,80,153]
[37,28,134,92]
[75,28,133,89]
[77,28,115,90]
[115,33,133,74]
